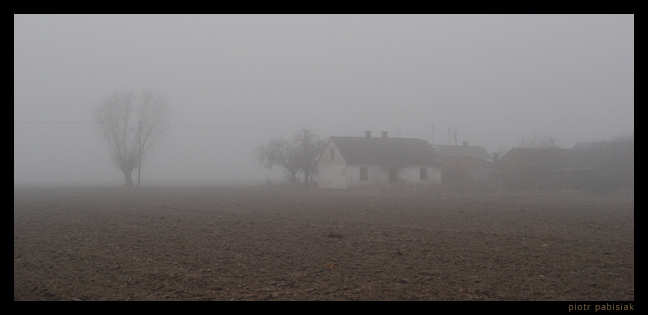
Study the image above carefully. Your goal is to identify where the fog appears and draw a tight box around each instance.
[14,14,634,186]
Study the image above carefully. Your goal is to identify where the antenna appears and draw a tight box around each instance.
[447,128,458,145]
[430,123,434,146]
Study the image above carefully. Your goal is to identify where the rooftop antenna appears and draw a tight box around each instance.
[447,128,457,145]
[430,123,434,146]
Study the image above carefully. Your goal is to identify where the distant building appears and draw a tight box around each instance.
[572,142,601,150]
[434,142,496,187]
[316,131,441,189]
[433,142,493,163]
[496,147,601,190]
[571,140,634,191]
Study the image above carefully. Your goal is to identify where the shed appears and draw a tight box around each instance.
[497,147,601,190]
[433,142,493,163]
[434,142,495,186]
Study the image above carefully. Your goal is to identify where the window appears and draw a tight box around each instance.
[330,148,335,161]
[360,167,368,181]
[420,167,428,180]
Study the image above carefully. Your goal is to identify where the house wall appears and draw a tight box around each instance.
[317,139,442,189]
[345,165,390,188]
[317,141,348,189]
[441,156,495,187]
[497,154,528,189]
[398,165,442,185]
[344,165,440,187]
[320,163,441,189]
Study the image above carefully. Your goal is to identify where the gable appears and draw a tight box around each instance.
[316,138,348,167]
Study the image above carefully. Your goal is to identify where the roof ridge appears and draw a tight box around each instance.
[328,136,437,166]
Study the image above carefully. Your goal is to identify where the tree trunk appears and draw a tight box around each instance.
[289,171,298,185]
[304,169,310,189]
[122,168,134,186]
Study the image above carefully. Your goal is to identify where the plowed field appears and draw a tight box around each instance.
[14,186,634,301]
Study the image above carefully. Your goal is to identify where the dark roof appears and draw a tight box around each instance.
[572,141,626,151]
[330,136,438,167]
[499,147,601,171]
[433,145,493,163]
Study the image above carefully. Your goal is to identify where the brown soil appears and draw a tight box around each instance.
[13,185,634,301]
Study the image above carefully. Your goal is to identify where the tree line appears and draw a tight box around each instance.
[94,90,328,188]
[93,90,632,193]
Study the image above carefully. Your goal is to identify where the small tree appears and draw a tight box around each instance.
[255,137,301,184]
[255,128,326,188]
[294,128,327,188]
[518,134,560,149]
[95,91,170,186]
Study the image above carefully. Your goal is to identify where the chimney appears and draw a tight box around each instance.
[463,141,468,147]
[381,131,388,139]
[365,131,371,139]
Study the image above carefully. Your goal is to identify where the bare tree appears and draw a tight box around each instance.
[255,137,301,184]
[518,134,560,149]
[95,91,170,186]
[255,128,326,188]
[294,128,326,188]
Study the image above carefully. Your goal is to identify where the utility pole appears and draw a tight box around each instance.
[137,120,142,187]
[448,128,451,145]
[447,128,458,145]
[430,123,434,146]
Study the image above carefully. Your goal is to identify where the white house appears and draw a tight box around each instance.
[316,131,441,189]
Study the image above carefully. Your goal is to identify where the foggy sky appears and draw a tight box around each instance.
[14,14,634,185]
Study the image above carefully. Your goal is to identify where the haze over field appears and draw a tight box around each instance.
[14,14,634,186]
